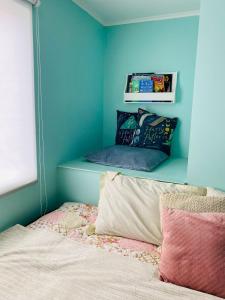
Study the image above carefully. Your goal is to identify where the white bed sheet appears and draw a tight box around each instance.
[0,225,221,300]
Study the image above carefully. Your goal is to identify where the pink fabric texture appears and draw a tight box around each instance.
[159,208,225,298]
[118,238,155,252]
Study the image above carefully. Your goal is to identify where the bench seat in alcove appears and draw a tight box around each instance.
[57,157,188,205]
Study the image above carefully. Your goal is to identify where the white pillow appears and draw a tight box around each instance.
[207,187,225,197]
[95,172,206,246]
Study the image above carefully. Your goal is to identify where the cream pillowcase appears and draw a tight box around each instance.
[160,193,225,213]
[95,172,206,246]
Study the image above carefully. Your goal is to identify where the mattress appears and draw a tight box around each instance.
[28,202,161,265]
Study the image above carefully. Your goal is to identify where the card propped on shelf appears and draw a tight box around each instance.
[124,72,177,103]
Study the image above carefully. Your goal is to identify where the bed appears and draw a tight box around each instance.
[0,202,221,300]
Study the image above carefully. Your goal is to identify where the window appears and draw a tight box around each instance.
[0,0,37,195]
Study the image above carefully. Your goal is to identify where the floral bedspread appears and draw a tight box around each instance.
[28,203,160,265]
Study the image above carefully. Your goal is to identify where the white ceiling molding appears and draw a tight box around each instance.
[72,0,105,25]
[72,0,200,27]
[104,10,200,27]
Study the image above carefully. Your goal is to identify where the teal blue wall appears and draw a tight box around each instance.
[103,17,199,158]
[4,0,222,232]
[0,0,105,232]
[188,0,225,190]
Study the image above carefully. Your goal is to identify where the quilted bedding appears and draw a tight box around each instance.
[0,224,220,300]
[28,202,161,265]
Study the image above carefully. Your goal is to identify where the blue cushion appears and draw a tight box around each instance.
[86,145,168,172]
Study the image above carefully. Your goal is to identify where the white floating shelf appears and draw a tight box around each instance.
[124,72,177,104]
[124,92,176,103]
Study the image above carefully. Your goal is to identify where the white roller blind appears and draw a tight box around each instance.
[0,0,37,195]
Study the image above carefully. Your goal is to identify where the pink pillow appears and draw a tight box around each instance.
[159,208,225,298]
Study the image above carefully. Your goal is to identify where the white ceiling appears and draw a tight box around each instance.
[72,0,201,26]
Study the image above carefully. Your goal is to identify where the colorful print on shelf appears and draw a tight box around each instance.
[128,73,172,94]
[151,75,165,93]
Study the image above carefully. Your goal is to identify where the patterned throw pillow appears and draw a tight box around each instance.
[131,110,178,155]
[160,193,225,213]
[115,110,138,145]
[159,208,225,298]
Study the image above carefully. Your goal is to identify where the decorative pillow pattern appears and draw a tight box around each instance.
[28,203,161,265]
[159,208,225,298]
[115,110,138,145]
[160,193,225,213]
[132,111,178,155]
[95,172,207,246]
[137,107,151,117]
